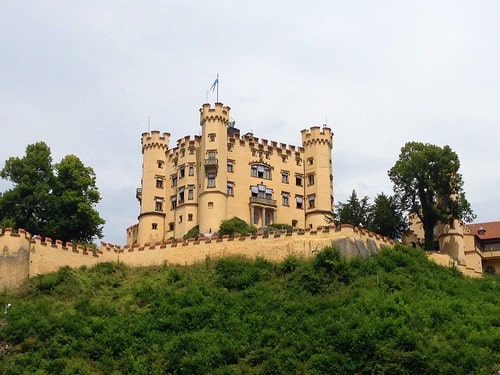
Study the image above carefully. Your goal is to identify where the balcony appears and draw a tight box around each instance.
[250,196,277,207]
[204,158,218,170]
[136,188,142,202]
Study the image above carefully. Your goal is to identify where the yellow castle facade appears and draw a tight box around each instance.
[127,102,333,246]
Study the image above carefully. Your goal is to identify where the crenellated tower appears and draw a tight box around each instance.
[301,126,334,228]
[136,130,170,244]
[197,103,231,235]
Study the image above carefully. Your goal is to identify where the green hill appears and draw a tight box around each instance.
[0,245,499,374]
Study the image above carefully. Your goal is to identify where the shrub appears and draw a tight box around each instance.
[183,225,199,240]
[218,217,256,237]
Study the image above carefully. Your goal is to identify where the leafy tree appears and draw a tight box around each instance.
[368,192,407,239]
[388,142,475,250]
[0,142,105,243]
[329,190,371,228]
[218,217,256,237]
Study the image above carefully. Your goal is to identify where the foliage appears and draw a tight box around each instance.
[218,217,256,237]
[268,223,293,233]
[368,192,408,239]
[0,246,499,374]
[330,190,371,228]
[0,142,105,243]
[389,142,475,250]
[326,190,407,239]
[183,225,199,240]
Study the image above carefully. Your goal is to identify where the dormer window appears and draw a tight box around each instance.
[208,133,216,142]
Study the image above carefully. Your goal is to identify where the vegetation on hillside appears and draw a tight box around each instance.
[0,245,499,374]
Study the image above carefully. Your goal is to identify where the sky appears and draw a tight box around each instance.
[1,1,500,245]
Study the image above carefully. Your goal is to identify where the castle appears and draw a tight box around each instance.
[126,102,333,245]
[1,102,499,292]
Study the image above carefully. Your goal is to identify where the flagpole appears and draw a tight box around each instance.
[216,73,219,102]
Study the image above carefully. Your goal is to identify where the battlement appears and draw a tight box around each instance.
[301,126,333,147]
[231,132,305,155]
[200,102,231,124]
[141,130,170,152]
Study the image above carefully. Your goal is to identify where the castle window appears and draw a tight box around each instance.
[282,192,289,206]
[308,194,316,209]
[296,195,303,209]
[208,202,214,209]
[207,173,216,188]
[251,184,272,199]
[265,152,270,159]
[227,182,234,196]
[179,215,183,223]
[292,220,298,228]
[295,175,303,186]
[251,164,271,180]
[307,174,315,186]
[296,158,302,166]
[208,133,216,142]
[307,157,314,165]
[168,222,174,231]
[227,160,234,173]
[189,147,195,155]
[207,150,217,160]
[155,197,164,212]
[179,166,185,178]
[180,149,185,157]
[152,223,158,230]
[179,186,185,204]
[188,185,194,200]
[157,160,164,168]
[156,177,164,189]
[188,213,193,221]
[170,196,177,209]
[282,155,287,163]
[281,172,289,184]
[188,164,194,176]
[172,175,177,187]
[252,149,257,157]
[227,143,233,151]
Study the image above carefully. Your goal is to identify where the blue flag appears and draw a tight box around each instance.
[209,78,218,92]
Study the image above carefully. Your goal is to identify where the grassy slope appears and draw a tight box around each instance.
[0,245,499,375]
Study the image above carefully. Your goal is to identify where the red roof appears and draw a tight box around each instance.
[467,221,500,240]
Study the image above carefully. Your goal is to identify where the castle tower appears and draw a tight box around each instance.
[136,131,170,244]
[197,103,231,235]
[301,126,333,228]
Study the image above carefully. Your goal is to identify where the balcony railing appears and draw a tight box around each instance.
[204,158,218,169]
[136,188,142,201]
[250,196,277,207]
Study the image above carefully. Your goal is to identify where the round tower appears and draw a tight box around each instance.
[197,103,230,235]
[301,126,333,228]
[137,130,170,244]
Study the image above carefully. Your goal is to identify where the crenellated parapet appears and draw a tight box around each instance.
[141,130,170,153]
[231,132,305,156]
[301,126,333,147]
[200,102,231,124]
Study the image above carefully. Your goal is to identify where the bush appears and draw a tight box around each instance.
[183,225,199,240]
[218,217,256,237]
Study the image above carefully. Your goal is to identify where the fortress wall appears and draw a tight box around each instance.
[0,225,395,291]
[0,228,30,291]
[28,238,118,277]
[114,225,395,267]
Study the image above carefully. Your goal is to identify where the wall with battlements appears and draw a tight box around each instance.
[0,225,395,291]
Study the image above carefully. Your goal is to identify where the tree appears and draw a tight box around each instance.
[0,142,105,243]
[330,190,371,228]
[368,192,407,239]
[388,142,475,250]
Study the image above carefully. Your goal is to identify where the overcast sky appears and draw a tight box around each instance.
[1,1,499,245]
